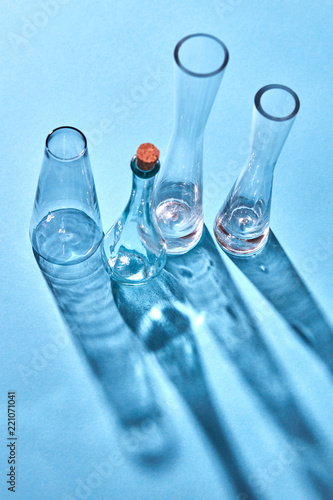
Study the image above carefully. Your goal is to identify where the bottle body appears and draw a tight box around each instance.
[154,135,204,254]
[32,208,103,265]
[154,34,229,255]
[214,84,300,256]
[30,126,103,265]
[214,181,272,256]
[103,157,166,285]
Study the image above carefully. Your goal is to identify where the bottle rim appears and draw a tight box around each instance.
[131,156,160,179]
[46,126,87,161]
[255,84,300,122]
[174,33,229,78]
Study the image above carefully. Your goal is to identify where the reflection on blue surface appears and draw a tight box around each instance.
[228,230,333,370]
[33,245,175,465]
[165,226,333,496]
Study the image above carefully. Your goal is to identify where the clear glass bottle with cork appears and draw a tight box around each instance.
[103,143,167,285]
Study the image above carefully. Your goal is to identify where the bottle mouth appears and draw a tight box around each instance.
[46,126,87,161]
[255,84,300,122]
[174,33,229,78]
[131,157,160,179]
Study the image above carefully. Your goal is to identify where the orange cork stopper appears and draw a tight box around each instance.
[136,143,160,171]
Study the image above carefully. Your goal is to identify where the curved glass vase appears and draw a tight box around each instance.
[214,84,300,256]
[154,33,229,255]
[30,126,103,265]
[103,145,166,285]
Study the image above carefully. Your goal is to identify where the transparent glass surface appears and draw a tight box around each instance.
[214,84,300,256]
[154,34,229,255]
[29,127,103,265]
[103,158,166,285]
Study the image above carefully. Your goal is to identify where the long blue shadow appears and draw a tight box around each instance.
[33,245,175,465]
[227,230,333,370]
[112,269,258,499]
[164,225,333,497]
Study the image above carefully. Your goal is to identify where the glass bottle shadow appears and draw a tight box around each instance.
[112,268,258,499]
[227,230,333,370]
[164,225,333,495]
[33,245,175,465]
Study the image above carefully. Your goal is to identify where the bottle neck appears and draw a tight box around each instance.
[248,108,296,172]
[128,158,159,216]
[227,110,297,228]
[172,64,223,140]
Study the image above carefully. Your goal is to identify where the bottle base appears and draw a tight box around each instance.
[164,224,203,255]
[154,188,203,255]
[103,248,166,285]
[213,221,269,257]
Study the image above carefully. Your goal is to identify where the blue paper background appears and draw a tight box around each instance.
[1,1,333,499]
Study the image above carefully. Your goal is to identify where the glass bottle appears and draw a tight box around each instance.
[214,84,300,256]
[153,33,229,255]
[30,126,103,265]
[103,143,166,285]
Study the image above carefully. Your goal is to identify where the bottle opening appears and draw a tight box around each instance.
[255,85,300,122]
[46,126,87,161]
[131,157,160,179]
[175,33,229,77]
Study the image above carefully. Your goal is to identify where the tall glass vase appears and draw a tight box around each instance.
[154,33,229,255]
[214,84,300,256]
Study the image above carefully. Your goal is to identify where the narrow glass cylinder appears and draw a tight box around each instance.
[214,84,300,256]
[154,34,229,255]
[29,126,103,265]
